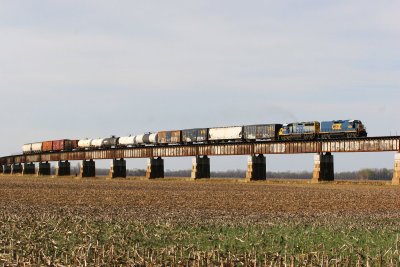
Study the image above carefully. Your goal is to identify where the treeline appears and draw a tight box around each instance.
[67,167,393,181]
[163,168,394,180]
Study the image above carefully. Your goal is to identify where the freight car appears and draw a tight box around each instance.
[158,130,181,145]
[78,139,93,150]
[182,128,208,144]
[243,124,282,141]
[118,135,136,147]
[53,139,79,151]
[208,126,243,142]
[91,137,118,149]
[22,143,33,154]
[135,133,158,146]
[207,124,282,143]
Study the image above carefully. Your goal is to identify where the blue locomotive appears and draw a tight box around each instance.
[279,120,367,140]
[319,120,367,139]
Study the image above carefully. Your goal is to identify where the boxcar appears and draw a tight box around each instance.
[182,128,208,143]
[53,139,79,151]
[157,130,182,144]
[243,124,282,141]
[42,141,53,152]
[208,126,243,141]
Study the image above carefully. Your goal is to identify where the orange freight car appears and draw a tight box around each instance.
[42,141,53,152]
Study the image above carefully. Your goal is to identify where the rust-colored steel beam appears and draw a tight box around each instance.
[1,137,399,164]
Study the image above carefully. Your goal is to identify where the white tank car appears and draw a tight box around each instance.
[209,126,243,141]
[118,136,135,147]
[135,134,145,145]
[22,144,32,154]
[78,139,93,149]
[135,133,157,145]
[91,139,104,148]
[31,142,43,153]
[148,133,158,144]
[91,137,118,148]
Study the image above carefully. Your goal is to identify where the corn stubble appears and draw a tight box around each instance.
[1,177,400,266]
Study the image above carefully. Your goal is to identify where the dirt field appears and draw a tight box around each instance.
[0,176,399,222]
[1,176,400,265]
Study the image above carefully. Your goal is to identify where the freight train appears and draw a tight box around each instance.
[22,119,367,154]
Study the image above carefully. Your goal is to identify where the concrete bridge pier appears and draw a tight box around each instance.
[312,153,334,183]
[56,161,71,176]
[11,163,23,175]
[109,159,126,178]
[246,154,266,181]
[3,165,11,175]
[392,153,400,185]
[37,162,51,176]
[146,157,164,179]
[22,163,36,175]
[80,160,96,178]
[191,156,210,179]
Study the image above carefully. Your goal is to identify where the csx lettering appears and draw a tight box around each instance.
[332,124,342,130]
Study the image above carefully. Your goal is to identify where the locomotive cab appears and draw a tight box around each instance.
[349,120,367,137]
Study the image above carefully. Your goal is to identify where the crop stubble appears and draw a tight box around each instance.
[1,176,400,265]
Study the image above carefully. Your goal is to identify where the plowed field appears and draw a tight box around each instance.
[0,176,400,266]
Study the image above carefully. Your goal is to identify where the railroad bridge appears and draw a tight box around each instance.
[1,136,400,184]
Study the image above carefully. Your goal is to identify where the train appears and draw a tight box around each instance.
[21,119,367,154]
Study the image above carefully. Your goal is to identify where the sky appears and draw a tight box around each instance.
[0,0,399,172]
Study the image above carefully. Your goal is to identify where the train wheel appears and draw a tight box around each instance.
[347,133,357,138]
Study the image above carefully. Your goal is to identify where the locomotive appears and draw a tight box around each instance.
[21,119,367,154]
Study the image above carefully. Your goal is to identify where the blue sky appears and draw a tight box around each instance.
[0,1,399,172]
